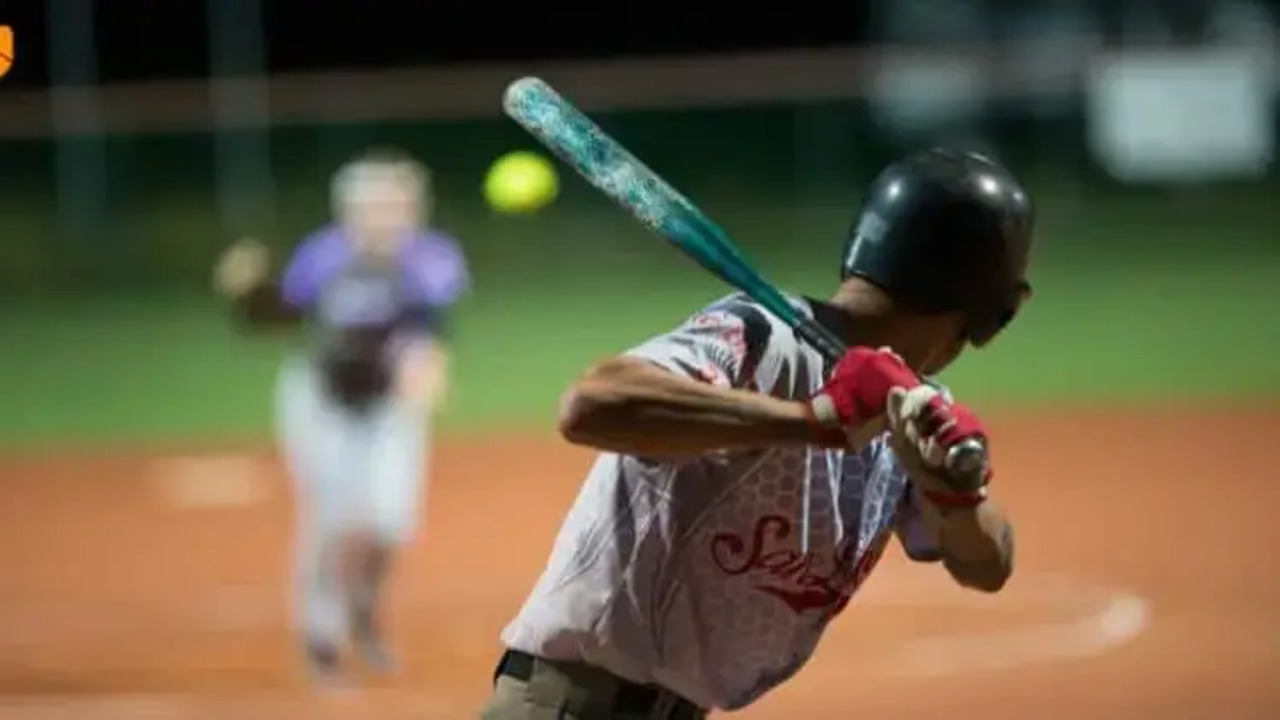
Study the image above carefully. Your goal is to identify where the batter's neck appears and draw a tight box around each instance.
[808,295,939,373]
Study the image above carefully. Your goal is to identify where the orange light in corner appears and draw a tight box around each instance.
[0,26,13,79]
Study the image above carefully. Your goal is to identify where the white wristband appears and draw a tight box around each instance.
[808,393,839,426]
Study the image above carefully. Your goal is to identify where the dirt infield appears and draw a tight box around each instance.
[0,409,1276,719]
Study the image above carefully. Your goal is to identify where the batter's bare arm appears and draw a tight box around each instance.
[559,357,820,455]
[918,497,1014,593]
[887,386,1014,593]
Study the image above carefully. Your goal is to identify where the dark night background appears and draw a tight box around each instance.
[2,0,871,86]
[5,0,1276,88]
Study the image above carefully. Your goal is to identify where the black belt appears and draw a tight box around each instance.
[495,649,704,719]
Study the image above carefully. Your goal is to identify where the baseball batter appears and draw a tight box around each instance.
[480,148,1033,719]
[214,147,469,682]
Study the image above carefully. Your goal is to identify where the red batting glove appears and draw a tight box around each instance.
[805,347,922,445]
[916,398,988,457]
[908,396,993,503]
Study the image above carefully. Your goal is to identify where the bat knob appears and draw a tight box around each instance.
[944,438,989,489]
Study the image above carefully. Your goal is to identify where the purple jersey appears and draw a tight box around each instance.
[279,226,468,400]
[281,224,468,321]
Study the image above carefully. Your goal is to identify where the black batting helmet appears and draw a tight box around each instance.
[840,148,1034,347]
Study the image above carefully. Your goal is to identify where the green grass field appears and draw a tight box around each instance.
[0,246,1275,450]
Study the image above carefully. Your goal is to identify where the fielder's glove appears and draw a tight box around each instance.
[323,354,392,411]
[321,328,395,412]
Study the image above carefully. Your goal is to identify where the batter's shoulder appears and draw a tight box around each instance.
[697,294,776,345]
[688,293,813,392]
[700,293,774,327]
[702,292,814,345]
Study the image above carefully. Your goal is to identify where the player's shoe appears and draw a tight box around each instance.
[303,639,345,686]
[351,610,397,675]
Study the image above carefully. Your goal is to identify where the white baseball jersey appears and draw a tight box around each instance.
[502,293,942,711]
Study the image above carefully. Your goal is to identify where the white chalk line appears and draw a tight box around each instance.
[886,594,1150,677]
[861,571,1152,677]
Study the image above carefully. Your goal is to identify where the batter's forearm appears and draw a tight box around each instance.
[558,358,819,455]
[925,498,1015,593]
